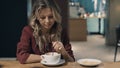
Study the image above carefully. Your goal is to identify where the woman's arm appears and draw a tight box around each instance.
[60,48,74,61]
[16,26,42,64]
[60,29,75,61]
[52,41,75,62]
[25,54,42,63]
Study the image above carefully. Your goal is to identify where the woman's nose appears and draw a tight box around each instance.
[45,17,49,23]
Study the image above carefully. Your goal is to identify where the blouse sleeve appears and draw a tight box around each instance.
[61,29,75,61]
[16,26,32,64]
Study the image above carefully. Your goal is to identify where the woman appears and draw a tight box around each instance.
[16,0,75,64]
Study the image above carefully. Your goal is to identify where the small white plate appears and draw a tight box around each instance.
[41,59,65,66]
[77,58,102,67]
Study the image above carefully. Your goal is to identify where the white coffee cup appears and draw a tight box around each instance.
[41,52,61,64]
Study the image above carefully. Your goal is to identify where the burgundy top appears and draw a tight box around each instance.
[16,25,75,64]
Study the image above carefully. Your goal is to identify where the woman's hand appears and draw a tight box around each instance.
[52,41,74,61]
[52,41,65,53]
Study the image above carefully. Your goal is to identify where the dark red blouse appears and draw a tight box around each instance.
[16,25,75,64]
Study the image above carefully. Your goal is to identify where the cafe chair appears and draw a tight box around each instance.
[114,25,120,62]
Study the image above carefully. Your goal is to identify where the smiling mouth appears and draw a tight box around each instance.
[44,25,51,28]
[45,24,52,27]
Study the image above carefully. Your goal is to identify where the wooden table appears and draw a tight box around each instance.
[0,60,120,68]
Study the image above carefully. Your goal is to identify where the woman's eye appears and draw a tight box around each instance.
[40,17,46,19]
[48,16,53,19]
[40,16,53,19]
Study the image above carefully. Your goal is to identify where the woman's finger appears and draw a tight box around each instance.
[58,47,62,50]
[52,41,57,47]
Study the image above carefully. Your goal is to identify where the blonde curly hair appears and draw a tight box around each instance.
[28,0,62,52]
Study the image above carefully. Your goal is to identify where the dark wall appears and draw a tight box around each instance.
[0,0,27,57]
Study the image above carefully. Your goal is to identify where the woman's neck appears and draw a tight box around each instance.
[42,28,50,35]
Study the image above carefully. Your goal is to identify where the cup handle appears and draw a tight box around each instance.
[41,55,47,63]
[41,55,45,59]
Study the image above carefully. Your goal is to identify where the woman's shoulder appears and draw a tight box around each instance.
[22,25,33,34]
[23,25,32,30]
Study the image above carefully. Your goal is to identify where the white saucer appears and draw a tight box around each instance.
[41,59,65,66]
[77,58,102,67]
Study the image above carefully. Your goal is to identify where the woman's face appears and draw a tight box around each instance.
[38,8,55,30]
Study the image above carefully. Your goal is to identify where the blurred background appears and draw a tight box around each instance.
[0,0,120,61]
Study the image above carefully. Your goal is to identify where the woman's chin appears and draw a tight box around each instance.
[44,26,51,30]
